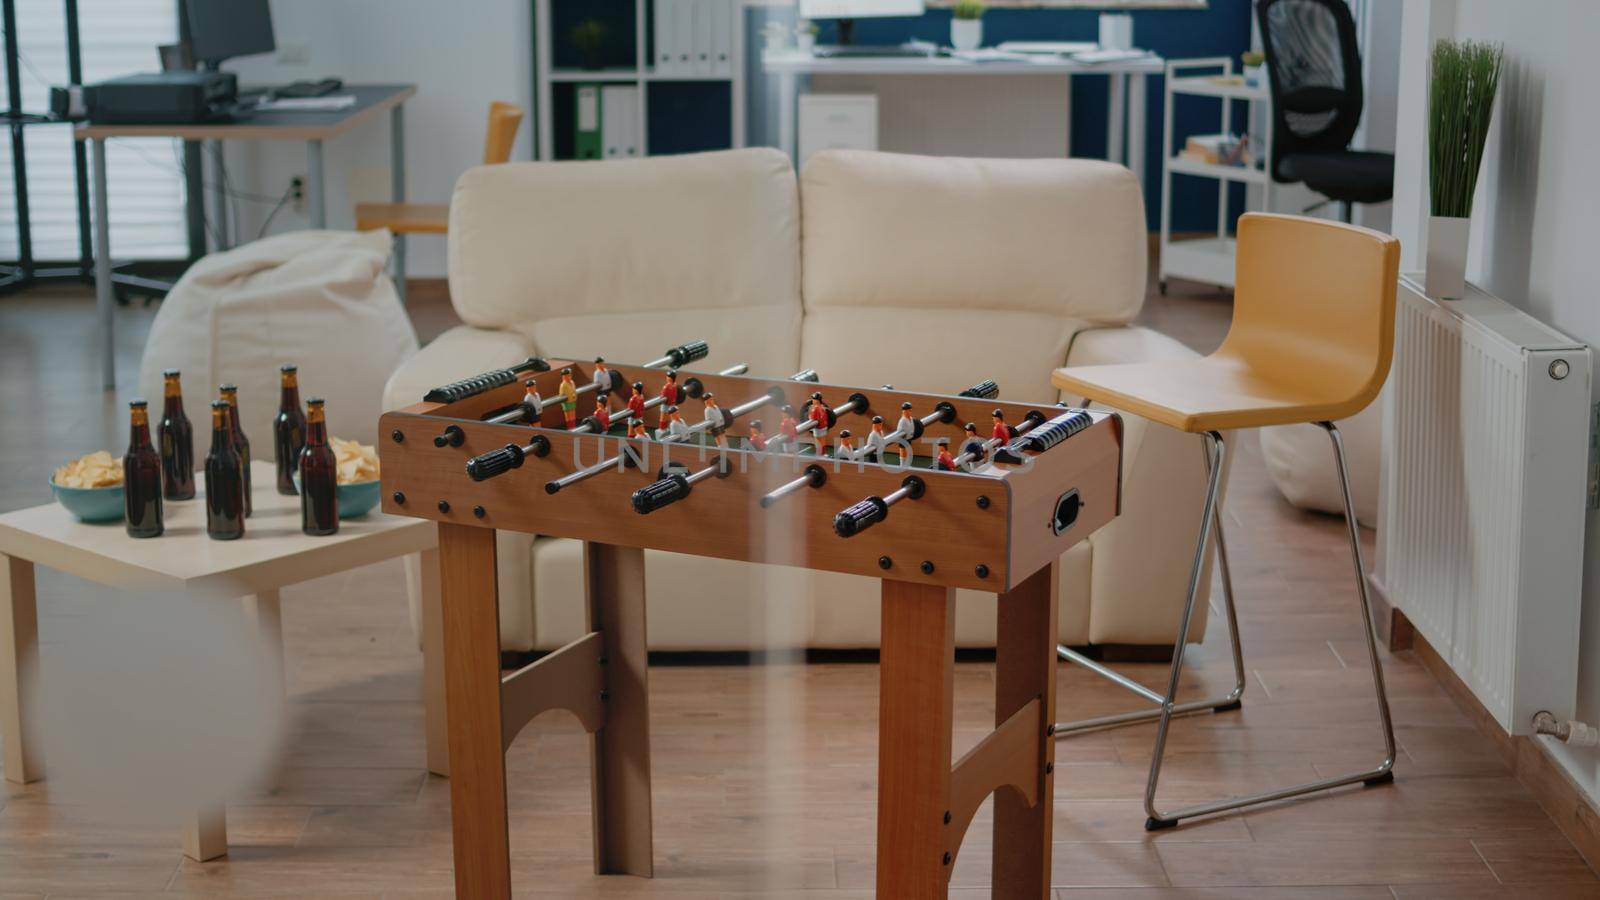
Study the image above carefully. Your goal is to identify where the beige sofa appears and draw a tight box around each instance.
[383,148,1221,651]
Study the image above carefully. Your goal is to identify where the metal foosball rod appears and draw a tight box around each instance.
[565,363,752,436]
[542,386,789,494]
[480,340,714,427]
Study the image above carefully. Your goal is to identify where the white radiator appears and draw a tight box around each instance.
[1378,275,1591,735]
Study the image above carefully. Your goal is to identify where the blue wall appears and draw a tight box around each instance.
[549,0,1255,231]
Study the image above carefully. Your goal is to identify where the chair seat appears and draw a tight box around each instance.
[1051,357,1368,433]
[354,202,449,234]
[1279,150,1395,205]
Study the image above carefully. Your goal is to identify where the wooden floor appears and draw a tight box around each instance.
[1,281,1597,898]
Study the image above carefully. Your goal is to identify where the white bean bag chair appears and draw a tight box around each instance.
[139,230,418,446]
[1258,400,1382,527]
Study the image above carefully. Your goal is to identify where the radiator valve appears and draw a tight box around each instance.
[1532,711,1600,747]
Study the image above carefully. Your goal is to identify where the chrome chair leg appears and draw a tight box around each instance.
[1141,422,1396,831]
[1053,432,1246,735]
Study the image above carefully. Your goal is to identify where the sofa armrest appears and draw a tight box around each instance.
[1060,326,1228,646]
[382,325,537,412]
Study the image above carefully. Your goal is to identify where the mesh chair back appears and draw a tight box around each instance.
[1257,0,1364,181]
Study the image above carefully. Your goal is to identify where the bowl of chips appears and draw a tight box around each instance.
[50,451,126,523]
[332,437,381,519]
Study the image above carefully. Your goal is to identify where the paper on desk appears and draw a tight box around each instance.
[948,49,1034,63]
[255,94,357,112]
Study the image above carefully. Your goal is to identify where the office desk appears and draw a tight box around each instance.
[75,84,416,390]
[763,52,1160,179]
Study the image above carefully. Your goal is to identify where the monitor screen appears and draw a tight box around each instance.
[183,0,276,64]
[798,0,925,19]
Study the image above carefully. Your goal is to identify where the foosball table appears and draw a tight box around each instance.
[377,341,1124,898]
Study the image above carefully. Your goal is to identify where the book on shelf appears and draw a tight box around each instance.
[1182,133,1251,167]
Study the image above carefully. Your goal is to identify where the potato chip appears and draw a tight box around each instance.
[54,450,125,488]
[330,437,380,485]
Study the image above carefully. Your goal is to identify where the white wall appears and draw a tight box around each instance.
[1393,0,1600,799]
[218,0,534,278]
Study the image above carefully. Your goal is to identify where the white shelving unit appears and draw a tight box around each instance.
[534,0,746,161]
[1158,57,1273,293]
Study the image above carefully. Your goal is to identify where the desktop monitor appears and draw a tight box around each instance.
[182,0,276,66]
[797,0,925,20]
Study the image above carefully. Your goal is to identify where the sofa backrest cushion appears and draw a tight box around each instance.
[447,148,803,373]
[797,150,1146,403]
[800,150,1146,322]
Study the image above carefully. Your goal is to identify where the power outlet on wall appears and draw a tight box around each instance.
[289,176,305,213]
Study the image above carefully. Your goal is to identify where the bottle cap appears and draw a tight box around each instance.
[129,398,147,408]
[280,363,297,373]
[211,399,229,409]
[307,397,325,406]
[163,368,180,378]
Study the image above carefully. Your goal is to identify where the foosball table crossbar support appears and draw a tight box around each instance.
[499,630,607,749]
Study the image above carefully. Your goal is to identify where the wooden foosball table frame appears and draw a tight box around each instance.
[378,349,1123,898]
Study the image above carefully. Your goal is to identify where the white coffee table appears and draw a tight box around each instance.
[0,460,444,861]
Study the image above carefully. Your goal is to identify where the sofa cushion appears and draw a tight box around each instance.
[800,150,1146,323]
[448,148,802,335]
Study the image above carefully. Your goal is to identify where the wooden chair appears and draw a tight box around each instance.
[355,101,524,303]
[1050,212,1401,829]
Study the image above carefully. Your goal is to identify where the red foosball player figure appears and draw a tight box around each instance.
[991,408,1015,443]
[778,404,799,452]
[935,442,958,471]
[522,378,544,422]
[591,393,612,432]
[960,422,986,463]
[835,429,857,461]
[558,368,580,428]
[592,357,610,390]
[747,419,768,451]
[806,392,830,451]
[627,380,647,422]
[894,401,917,442]
[659,370,680,428]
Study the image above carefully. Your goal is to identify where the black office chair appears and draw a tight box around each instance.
[1257,0,1393,221]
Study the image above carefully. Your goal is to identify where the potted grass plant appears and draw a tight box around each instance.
[1426,39,1503,299]
[951,0,984,52]
[571,18,610,70]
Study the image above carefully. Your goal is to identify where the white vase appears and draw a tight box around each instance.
[951,19,982,51]
[1425,215,1471,300]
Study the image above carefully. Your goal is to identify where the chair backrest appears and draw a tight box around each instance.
[798,150,1147,400]
[1257,0,1364,181]
[482,101,524,165]
[1219,213,1399,411]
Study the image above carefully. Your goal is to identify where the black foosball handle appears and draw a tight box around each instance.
[424,357,550,404]
[465,437,549,482]
[665,340,710,368]
[959,379,1000,399]
[790,368,821,383]
[632,473,691,514]
[993,409,1094,464]
[834,496,889,538]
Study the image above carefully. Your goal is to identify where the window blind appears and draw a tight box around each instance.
[1,0,188,262]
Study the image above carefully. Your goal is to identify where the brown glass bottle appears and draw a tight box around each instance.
[123,400,164,538]
[298,397,339,536]
[158,369,196,500]
[204,400,246,540]
[219,383,252,517]
[274,365,307,495]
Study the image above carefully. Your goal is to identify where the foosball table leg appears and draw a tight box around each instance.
[993,562,1060,898]
[438,523,513,899]
[877,579,957,898]
[584,542,655,876]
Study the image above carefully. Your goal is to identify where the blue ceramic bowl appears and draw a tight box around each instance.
[50,478,125,523]
[336,479,382,519]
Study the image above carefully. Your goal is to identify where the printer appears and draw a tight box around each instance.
[84,71,239,125]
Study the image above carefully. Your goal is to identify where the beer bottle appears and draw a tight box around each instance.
[123,399,164,538]
[219,383,252,517]
[204,399,246,540]
[158,368,196,500]
[298,397,339,536]
[273,364,307,495]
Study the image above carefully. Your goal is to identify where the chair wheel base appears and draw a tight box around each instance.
[1144,816,1178,832]
[1215,699,1242,713]
[1363,771,1395,787]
